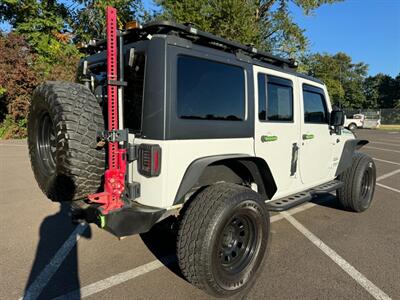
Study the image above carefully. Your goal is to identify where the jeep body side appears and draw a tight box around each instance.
[28,13,376,297]
[83,27,353,210]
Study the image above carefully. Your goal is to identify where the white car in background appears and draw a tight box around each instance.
[344,113,365,131]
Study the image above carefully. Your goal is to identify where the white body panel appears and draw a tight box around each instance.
[127,66,354,209]
[129,137,254,208]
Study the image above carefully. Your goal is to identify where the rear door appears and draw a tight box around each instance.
[298,81,333,185]
[254,66,301,198]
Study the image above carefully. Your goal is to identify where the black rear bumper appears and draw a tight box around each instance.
[71,201,166,238]
[102,203,166,238]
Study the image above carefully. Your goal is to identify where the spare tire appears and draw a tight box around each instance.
[28,81,105,202]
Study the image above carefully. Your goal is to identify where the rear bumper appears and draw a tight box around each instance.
[71,201,166,238]
[103,203,166,238]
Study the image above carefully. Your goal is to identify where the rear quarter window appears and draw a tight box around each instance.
[177,56,245,121]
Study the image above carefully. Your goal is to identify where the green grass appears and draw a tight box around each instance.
[377,124,400,131]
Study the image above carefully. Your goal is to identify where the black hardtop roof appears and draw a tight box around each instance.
[86,20,323,85]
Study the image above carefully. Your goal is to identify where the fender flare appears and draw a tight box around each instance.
[173,154,277,205]
[335,139,369,176]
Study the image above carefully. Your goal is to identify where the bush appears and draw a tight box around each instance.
[0,115,27,139]
[0,32,80,139]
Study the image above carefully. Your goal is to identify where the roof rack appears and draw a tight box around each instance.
[84,21,298,69]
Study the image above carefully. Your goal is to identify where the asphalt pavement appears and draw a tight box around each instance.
[0,129,399,300]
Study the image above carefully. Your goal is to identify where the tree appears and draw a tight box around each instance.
[70,0,144,43]
[156,0,343,58]
[0,0,79,64]
[0,33,39,137]
[364,73,400,109]
[305,52,368,108]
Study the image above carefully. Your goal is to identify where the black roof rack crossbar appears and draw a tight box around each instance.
[141,21,297,69]
[83,20,297,69]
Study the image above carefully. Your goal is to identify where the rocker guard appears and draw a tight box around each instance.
[335,139,369,176]
[102,203,166,238]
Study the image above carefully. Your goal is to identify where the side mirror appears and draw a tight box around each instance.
[330,109,345,127]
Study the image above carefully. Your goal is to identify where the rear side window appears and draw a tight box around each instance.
[177,56,245,121]
[258,74,293,121]
[303,85,328,124]
[124,52,146,132]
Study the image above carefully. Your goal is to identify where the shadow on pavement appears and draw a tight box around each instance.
[311,193,343,210]
[23,202,92,300]
[139,216,184,280]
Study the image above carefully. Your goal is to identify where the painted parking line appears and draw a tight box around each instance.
[282,212,391,300]
[377,183,400,194]
[52,256,176,300]
[21,224,88,300]
[373,157,400,166]
[23,168,400,300]
[50,205,319,300]
[376,169,400,181]
[365,146,400,154]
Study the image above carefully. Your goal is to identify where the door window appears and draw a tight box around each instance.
[258,74,293,122]
[303,85,328,124]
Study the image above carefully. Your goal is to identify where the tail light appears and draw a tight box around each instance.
[138,144,161,177]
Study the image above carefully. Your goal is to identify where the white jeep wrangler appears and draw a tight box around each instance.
[27,11,376,298]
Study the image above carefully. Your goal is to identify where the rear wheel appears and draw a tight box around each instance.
[28,81,105,201]
[177,183,269,297]
[337,152,376,212]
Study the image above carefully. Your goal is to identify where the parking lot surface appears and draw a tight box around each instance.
[0,129,399,300]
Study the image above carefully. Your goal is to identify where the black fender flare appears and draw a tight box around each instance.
[335,139,369,176]
[173,154,277,205]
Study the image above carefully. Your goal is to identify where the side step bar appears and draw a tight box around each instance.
[266,180,344,212]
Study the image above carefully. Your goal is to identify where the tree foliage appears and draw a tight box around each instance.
[157,0,342,57]
[305,52,368,108]
[71,0,144,43]
[363,73,400,109]
[0,33,39,137]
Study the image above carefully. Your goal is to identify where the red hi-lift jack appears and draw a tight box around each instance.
[88,7,127,214]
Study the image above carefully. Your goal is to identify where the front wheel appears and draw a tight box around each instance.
[337,152,376,212]
[177,183,270,297]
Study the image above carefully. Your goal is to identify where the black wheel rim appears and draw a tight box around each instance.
[37,112,57,175]
[218,214,258,274]
[360,165,374,206]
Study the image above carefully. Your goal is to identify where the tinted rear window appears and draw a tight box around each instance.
[177,56,245,121]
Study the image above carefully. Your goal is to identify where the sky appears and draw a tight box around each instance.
[289,0,400,77]
[1,0,399,77]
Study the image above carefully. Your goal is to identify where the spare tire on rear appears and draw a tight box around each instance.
[28,81,105,202]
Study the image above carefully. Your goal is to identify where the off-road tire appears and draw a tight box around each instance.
[348,123,357,131]
[28,81,105,202]
[337,152,376,212]
[177,183,269,297]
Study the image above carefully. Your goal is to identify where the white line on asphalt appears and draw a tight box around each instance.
[377,183,400,194]
[20,224,88,300]
[25,168,400,299]
[52,256,175,300]
[281,212,392,300]
[365,146,400,154]
[373,157,400,166]
[370,141,400,147]
[377,169,400,181]
[51,207,314,299]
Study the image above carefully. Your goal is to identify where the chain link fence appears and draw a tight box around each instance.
[344,108,400,127]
